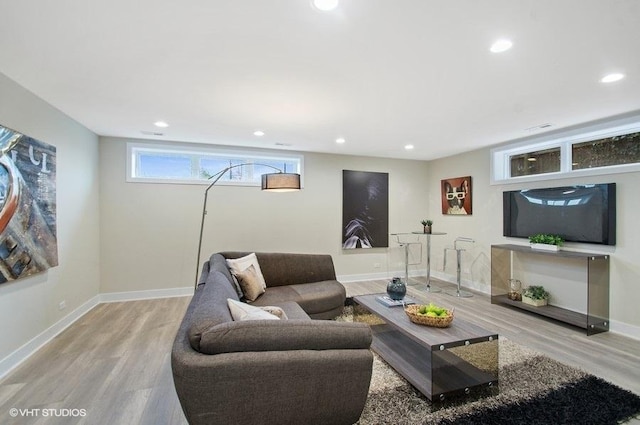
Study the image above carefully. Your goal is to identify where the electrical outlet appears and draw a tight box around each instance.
[373,263,381,269]
[58,300,66,311]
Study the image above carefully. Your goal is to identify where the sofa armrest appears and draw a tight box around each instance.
[172,347,373,425]
[198,320,372,355]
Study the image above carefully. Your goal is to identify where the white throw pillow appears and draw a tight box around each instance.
[226,253,267,290]
[227,299,286,321]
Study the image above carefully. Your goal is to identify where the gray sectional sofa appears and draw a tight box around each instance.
[171,252,373,425]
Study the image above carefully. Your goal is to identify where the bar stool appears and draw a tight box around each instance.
[443,237,475,297]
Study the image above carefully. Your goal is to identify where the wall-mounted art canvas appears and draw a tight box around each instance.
[441,176,472,215]
[0,124,58,284]
[342,170,389,249]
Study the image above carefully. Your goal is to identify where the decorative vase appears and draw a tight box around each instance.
[508,279,522,301]
[386,277,407,301]
[423,226,432,234]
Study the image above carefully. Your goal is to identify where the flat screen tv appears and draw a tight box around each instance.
[503,183,616,245]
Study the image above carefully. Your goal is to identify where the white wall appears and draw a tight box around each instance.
[100,127,640,336]
[0,73,100,369]
[99,137,430,293]
[426,134,640,336]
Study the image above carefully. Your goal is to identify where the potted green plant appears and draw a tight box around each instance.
[522,285,550,307]
[528,234,564,251]
[421,219,433,234]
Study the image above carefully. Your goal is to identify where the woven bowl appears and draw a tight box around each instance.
[404,305,454,328]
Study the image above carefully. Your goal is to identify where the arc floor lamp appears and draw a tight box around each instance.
[195,163,301,287]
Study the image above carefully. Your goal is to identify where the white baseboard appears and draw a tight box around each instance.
[0,295,101,380]
[610,320,640,341]
[100,286,193,303]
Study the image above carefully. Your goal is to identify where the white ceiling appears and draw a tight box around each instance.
[0,0,639,160]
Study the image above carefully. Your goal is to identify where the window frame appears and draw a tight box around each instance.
[491,120,640,185]
[126,142,304,187]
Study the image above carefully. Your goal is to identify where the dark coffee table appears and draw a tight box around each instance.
[354,294,499,401]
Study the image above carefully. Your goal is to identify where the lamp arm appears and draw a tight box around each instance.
[194,163,285,288]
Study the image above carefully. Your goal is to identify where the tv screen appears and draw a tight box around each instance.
[503,183,616,245]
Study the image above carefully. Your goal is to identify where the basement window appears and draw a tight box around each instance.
[127,142,303,186]
[509,147,561,177]
[491,122,640,184]
[572,132,640,170]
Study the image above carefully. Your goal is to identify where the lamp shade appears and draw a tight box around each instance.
[261,173,301,191]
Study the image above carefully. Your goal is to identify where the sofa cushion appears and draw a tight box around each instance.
[227,299,286,321]
[226,253,267,290]
[188,270,239,352]
[231,264,265,302]
[251,280,346,316]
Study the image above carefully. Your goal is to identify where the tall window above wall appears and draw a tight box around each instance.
[491,122,640,184]
[127,142,304,186]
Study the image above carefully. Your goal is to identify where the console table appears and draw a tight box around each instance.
[490,244,610,335]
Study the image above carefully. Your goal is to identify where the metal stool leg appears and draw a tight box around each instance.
[444,237,475,298]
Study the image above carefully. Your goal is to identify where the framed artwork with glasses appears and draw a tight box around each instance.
[441,176,472,215]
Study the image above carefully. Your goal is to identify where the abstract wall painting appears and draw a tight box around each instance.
[441,176,472,215]
[0,124,58,284]
[342,170,389,249]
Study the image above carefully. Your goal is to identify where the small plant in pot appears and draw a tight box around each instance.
[522,285,550,307]
[529,234,564,251]
[421,219,433,234]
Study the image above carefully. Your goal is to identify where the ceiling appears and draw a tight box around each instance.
[0,0,639,161]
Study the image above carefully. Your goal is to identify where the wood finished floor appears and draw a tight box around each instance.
[1,278,639,425]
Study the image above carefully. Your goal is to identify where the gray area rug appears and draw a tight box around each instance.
[337,307,640,425]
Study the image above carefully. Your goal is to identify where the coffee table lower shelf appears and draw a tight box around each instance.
[370,324,498,401]
[353,294,498,402]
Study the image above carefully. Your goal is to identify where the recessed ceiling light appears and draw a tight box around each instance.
[336,137,346,144]
[154,121,169,128]
[312,0,339,11]
[253,130,265,136]
[490,39,513,53]
[601,73,624,83]
[404,144,414,150]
